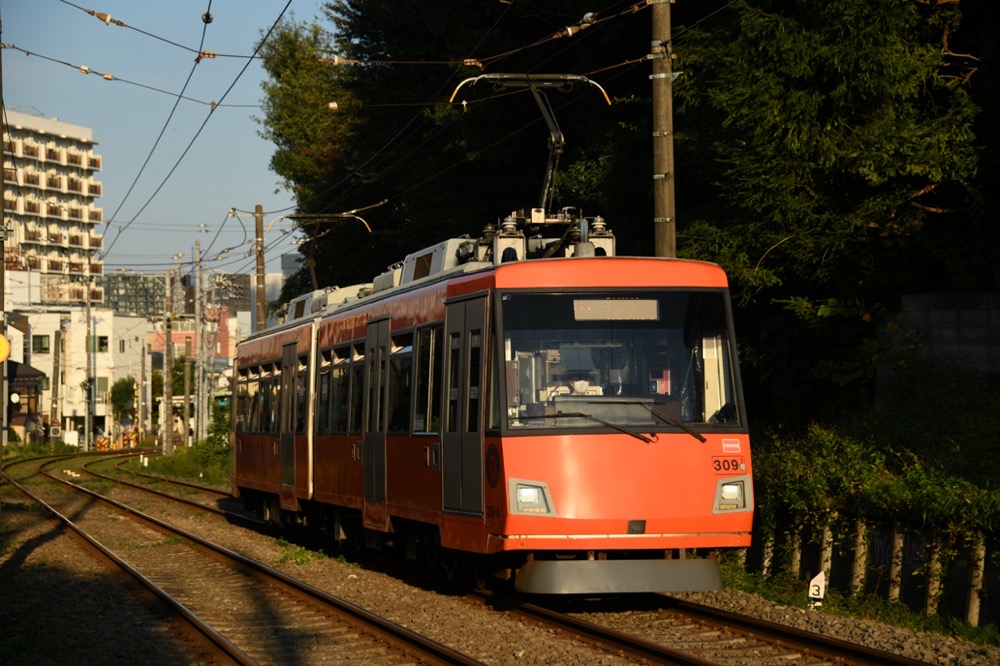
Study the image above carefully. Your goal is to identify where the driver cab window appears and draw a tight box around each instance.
[501,291,740,430]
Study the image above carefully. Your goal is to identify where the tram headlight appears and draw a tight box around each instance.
[517,485,542,505]
[511,480,554,515]
[713,475,753,514]
[721,483,743,501]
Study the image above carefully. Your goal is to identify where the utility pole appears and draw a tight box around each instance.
[1,26,8,459]
[84,282,93,451]
[183,356,191,447]
[194,239,204,442]
[651,0,677,258]
[140,341,146,443]
[254,204,266,331]
[51,328,62,439]
[163,271,175,454]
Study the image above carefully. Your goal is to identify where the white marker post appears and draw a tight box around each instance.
[809,571,827,609]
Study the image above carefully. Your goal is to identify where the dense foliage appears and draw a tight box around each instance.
[109,377,138,423]
[256,0,992,425]
[674,0,985,425]
[254,0,998,567]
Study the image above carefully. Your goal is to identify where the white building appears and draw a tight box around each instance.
[8,306,112,445]
[3,108,105,305]
[3,109,281,446]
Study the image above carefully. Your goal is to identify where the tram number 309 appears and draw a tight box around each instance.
[712,457,745,473]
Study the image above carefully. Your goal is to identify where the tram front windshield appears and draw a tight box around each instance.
[500,291,741,431]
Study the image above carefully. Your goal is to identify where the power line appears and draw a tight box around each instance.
[101,0,295,261]
[101,1,216,251]
[57,0,252,60]
[0,44,257,109]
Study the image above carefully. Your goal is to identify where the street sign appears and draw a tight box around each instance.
[0,333,9,363]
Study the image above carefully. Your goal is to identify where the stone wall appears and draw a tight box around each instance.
[900,293,1000,375]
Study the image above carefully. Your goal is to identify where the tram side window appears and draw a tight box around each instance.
[446,332,461,433]
[235,373,249,433]
[258,378,271,433]
[467,330,482,432]
[295,356,309,434]
[487,338,501,431]
[268,369,281,434]
[317,352,331,433]
[348,345,365,433]
[414,326,443,433]
[367,336,386,433]
[331,346,351,432]
[388,333,413,433]
[247,378,261,432]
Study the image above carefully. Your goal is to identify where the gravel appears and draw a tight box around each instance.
[2,488,998,666]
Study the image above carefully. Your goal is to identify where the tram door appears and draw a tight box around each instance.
[443,295,487,515]
[279,342,298,510]
[363,316,390,530]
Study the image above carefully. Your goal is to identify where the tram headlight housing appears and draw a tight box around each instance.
[510,479,555,515]
[713,475,753,514]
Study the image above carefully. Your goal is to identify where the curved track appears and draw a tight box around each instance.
[3,454,480,665]
[5,453,939,665]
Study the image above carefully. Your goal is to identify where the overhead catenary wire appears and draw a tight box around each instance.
[100,0,295,261]
[0,44,257,108]
[301,1,740,219]
[13,1,740,282]
[194,1,738,282]
[58,0,247,60]
[101,0,216,254]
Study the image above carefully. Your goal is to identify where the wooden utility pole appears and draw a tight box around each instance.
[254,204,267,331]
[651,0,677,258]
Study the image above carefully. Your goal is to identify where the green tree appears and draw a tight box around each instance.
[109,377,138,422]
[257,18,356,204]
[673,0,981,425]
[255,0,990,431]
[260,2,656,290]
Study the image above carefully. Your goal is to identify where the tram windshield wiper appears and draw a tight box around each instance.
[551,411,652,443]
[629,401,707,443]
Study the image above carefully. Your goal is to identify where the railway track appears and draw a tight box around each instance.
[475,590,932,665]
[82,454,246,519]
[4,453,953,665]
[3,454,480,665]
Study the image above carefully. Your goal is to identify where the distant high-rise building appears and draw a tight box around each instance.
[281,252,302,280]
[213,272,253,315]
[3,108,105,305]
[103,268,253,325]
[103,271,171,319]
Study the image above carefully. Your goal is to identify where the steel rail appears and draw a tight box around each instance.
[471,589,717,665]
[39,456,483,666]
[659,595,931,666]
[4,457,253,665]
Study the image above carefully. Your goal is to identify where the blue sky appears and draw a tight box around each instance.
[2,0,329,274]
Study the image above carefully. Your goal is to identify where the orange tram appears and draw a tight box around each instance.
[232,209,753,594]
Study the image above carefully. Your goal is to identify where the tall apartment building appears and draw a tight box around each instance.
[3,108,105,305]
[104,271,174,319]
